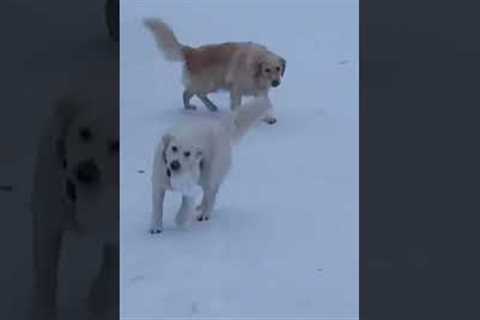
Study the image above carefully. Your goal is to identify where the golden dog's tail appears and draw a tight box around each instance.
[144,18,188,62]
[228,97,272,144]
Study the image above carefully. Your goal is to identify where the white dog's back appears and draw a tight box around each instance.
[168,96,271,145]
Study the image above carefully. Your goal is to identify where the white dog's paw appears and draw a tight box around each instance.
[149,223,163,234]
[263,116,277,125]
[196,211,210,222]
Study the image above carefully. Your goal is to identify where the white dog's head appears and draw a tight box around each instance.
[255,53,286,88]
[54,93,119,240]
[160,133,203,195]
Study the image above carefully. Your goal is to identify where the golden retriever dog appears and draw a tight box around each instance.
[144,18,286,124]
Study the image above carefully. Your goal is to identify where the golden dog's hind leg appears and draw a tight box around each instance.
[182,89,197,110]
[198,95,218,112]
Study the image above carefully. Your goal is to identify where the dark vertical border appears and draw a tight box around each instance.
[361,1,480,319]
[0,1,118,319]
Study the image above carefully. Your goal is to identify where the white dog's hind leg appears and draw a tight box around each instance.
[196,185,219,221]
[150,188,165,234]
[182,89,197,110]
[175,195,196,226]
[198,94,218,112]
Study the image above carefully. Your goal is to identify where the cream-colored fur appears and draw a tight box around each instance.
[144,18,286,124]
[150,97,271,233]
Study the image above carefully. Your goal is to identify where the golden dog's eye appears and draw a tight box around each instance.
[79,127,92,142]
[172,146,178,152]
[184,151,190,157]
[265,68,271,73]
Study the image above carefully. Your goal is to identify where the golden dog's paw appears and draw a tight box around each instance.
[263,117,277,125]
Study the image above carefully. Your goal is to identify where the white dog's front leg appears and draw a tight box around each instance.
[196,185,219,221]
[150,188,165,234]
[175,195,196,227]
[33,224,63,320]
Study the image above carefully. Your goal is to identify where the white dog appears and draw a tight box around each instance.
[31,72,118,319]
[144,18,286,124]
[150,97,272,233]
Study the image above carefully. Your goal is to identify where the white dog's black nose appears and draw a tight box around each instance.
[170,160,181,171]
[75,159,100,184]
[271,80,280,87]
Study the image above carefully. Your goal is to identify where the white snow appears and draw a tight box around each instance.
[120,0,358,319]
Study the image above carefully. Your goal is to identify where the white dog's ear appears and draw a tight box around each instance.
[279,57,286,76]
[195,148,204,170]
[161,133,173,163]
[194,148,203,161]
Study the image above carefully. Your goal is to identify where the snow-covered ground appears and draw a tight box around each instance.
[120,1,358,319]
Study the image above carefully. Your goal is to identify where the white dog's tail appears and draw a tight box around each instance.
[144,18,188,62]
[228,97,272,143]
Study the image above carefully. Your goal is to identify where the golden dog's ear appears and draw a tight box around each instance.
[279,57,286,76]
[161,133,173,163]
[254,59,263,78]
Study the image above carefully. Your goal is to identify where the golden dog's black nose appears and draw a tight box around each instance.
[170,160,181,171]
[75,159,100,184]
[272,80,280,87]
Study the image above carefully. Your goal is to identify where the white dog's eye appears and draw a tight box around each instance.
[171,146,178,152]
[265,68,271,73]
[184,151,190,157]
[276,66,280,71]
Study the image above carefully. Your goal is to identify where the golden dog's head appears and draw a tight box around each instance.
[255,53,286,88]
